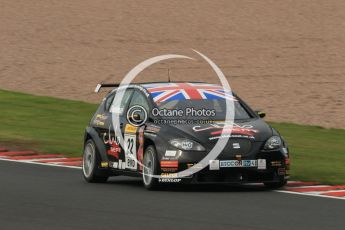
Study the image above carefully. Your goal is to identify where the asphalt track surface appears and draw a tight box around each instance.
[1,161,344,230]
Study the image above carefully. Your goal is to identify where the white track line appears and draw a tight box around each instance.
[275,190,345,201]
[288,189,345,196]
[318,189,345,193]
[1,157,345,200]
[24,158,69,162]
[286,185,327,189]
[0,157,81,169]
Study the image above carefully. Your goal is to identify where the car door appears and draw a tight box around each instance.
[91,91,115,146]
[122,89,150,171]
[99,88,134,169]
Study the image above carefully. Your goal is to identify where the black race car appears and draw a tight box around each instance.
[82,82,290,190]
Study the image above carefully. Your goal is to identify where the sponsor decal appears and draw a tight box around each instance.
[161,173,178,178]
[110,160,127,170]
[110,161,117,168]
[161,161,178,168]
[209,134,253,140]
[93,114,108,126]
[103,126,122,159]
[233,143,240,149]
[96,114,108,120]
[210,125,258,137]
[158,178,182,183]
[160,160,178,168]
[124,124,138,134]
[158,173,181,183]
[271,161,282,167]
[193,122,259,140]
[158,172,182,182]
[93,119,105,126]
[257,159,266,170]
[161,167,178,172]
[165,150,177,157]
[100,162,109,168]
[220,160,257,168]
[209,160,219,170]
[160,160,178,172]
[103,126,120,145]
[107,142,121,159]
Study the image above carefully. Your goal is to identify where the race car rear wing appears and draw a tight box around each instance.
[94,81,210,93]
[94,83,120,93]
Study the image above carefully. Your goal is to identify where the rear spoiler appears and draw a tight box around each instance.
[94,81,210,93]
[94,83,120,93]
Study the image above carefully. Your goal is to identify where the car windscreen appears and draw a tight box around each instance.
[153,99,252,120]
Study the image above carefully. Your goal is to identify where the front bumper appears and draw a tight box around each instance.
[189,167,288,184]
[159,148,290,184]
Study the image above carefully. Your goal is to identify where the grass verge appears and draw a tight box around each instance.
[0,89,97,155]
[270,123,345,184]
[0,89,344,184]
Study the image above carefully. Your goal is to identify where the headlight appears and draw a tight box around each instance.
[264,136,282,150]
[169,139,205,151]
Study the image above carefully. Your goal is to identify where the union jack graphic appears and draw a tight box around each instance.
[142,83,237,103]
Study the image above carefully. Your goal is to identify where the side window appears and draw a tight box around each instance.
[109,89,133,115]
[105,93,115,112]
[128,91,150,112]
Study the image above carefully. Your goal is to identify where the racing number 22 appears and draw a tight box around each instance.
[124,134,137,170]
[127,138,134,155]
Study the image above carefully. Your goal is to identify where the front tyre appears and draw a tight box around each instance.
[142,145,160,190]
[82,139,108,183]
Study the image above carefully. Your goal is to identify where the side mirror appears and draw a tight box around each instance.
[255,111,266,118]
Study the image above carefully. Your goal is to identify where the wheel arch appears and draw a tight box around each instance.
[84,127,109,162]
[143,133,168,161]
[144,138,155,152]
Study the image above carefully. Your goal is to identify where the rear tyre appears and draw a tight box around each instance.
[82,139,108,183]
[264,179,287,189]
[142,145,160,190]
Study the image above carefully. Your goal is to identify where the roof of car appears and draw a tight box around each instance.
[139,81,208,86]
[139,82,222,88]
[139,82,234,102]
